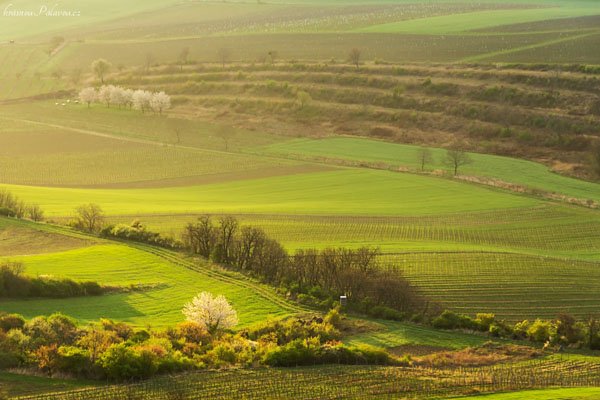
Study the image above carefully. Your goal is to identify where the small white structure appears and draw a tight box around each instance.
[340,295,347,306]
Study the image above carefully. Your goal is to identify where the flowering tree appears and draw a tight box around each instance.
[132,89,152,113]
[98,85,115,108]
[150,91,171,114]
[78,87,96,108]
[182,292,238,333]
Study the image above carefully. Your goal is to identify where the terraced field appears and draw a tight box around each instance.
[85,62,600,182]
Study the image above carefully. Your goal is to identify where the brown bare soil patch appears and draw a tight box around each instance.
[389,344,451,357]
[64,164,336,189]
[415,342,541,369]
[0,227,93,256]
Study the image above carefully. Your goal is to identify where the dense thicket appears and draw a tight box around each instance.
[0,189,44,221]
[183,216,430,319]
[101,220,182,249]
[0,309,395,380]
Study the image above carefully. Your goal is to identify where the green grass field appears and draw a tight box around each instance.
[0,168,539,217]
[257,137,600,203]
[448,387,600,399]
[356,7,598,34]
[0,220,296,327]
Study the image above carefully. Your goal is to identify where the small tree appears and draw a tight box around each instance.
[78,87,96,108]
[216,126,235,151]
[268,50,278,65]
[297,90,312,110]
[70,68,83,86]
[444,148,472,176]
[182,292,238,333]
[91,59,111,84]
[348,48,361,69]
[217,48,231,68]
[416,147,433,171]
[145,52,155,73]
[179,47,190,71]
[75,203,105,233]
[28,204,44,222]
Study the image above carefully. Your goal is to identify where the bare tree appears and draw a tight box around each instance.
[179,47,190,71]
[217,48,231,68]
[91,59,111,84]
[216,125,235,151]
[348,48,361,69]
[268,50,278,65]
[27,204,44,222]
[145,52,155,73]
[218,216,238,262]
[444,148,472,176]
[75,203,105,233]
[416,147,433,171]
[70,68,83,86]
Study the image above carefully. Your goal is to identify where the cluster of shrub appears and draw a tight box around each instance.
[432,310,600,350]
[183,216,431,321]
[0,188,44,221]
[0,309,395,381]
[101,220,183,249]
[78,85,171,114]
[0,261,104,299]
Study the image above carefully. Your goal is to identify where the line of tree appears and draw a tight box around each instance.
[0,189,44,221]
[78,85,171,114]
[416,146,473,176]
[183,216,431,319]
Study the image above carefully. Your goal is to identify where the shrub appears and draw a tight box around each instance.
[58,346,90,375]
[0,207,15,217]
[432,311,482,331]
[368,306,407,321]
[0,313,25,332]
[527,319,554,343]
[99,343,149,380]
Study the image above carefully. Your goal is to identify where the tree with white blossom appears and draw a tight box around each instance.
[150,91,171,114]
[132,89,152,113]
[78,87,96,108]
[182,292,238,333]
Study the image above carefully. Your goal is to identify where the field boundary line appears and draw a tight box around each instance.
[461,30,600,62]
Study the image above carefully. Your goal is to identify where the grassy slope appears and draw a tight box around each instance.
[447,387,600,400]
[0,169,538,217]
[0,239,293,328]
[357,7,599,34]
[345,319,489,350]
[0,372,98,398]
[257,137,600,202]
